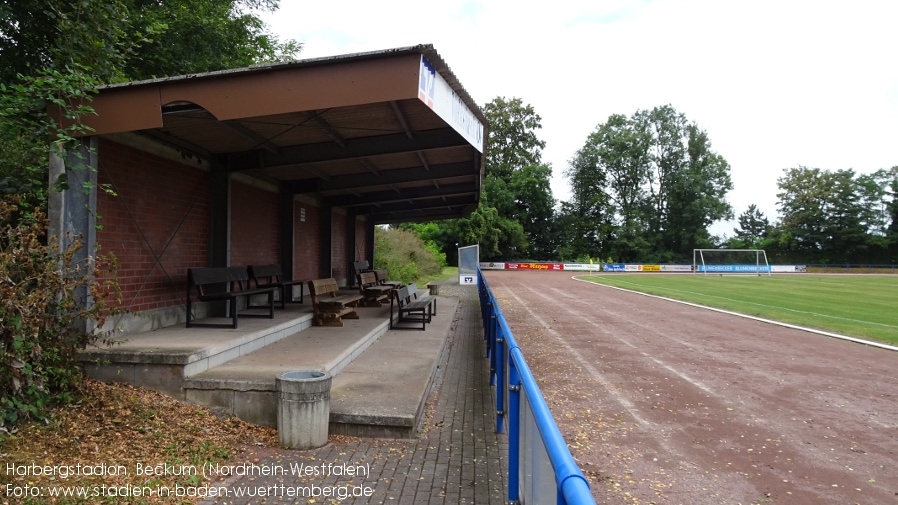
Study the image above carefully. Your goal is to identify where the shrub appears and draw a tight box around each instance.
[0,195,123,428]
[374,227,444,283]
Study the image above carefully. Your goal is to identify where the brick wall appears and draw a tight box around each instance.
[96,139,209,313]
[230,181,279,266]
[355,216,367,263]
[294,201,320,281]
[331,211,347,282]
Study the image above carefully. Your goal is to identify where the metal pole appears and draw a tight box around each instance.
[496,325,505,434]
[507,357,521,504]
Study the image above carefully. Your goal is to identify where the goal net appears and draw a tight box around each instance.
[693,249,771,276]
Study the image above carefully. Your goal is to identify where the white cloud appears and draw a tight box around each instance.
[261,0,898,236]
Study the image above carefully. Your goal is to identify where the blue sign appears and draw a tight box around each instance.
[604,264,626,271]
[697,265,771,272]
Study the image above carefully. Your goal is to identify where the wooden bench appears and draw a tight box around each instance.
[373,269,403,290]
[389,283,435,331]
[248,264,304,309]
[358,271,392,307]
[407,283,436,317]
[186,267,277,328]
[308,278,364,327]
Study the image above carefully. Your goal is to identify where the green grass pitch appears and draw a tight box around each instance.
[577,274,898,345]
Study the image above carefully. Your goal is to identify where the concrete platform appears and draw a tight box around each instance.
[197,284,509,505]
[329,296,457,438]
[82,292,458,438]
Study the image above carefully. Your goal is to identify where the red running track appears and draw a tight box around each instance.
[483,270,897,505]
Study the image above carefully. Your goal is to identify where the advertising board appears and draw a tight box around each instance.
[506,263,563,271]
[563,263,602,271]
[418,57,484,152]
[697,265,772,273]
[661,265,693,272]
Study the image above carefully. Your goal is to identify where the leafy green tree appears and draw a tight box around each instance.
[0,0,300,85]
[775,166,884,263]
[560,143,612,261]
[634,106,733,258]
[733,204,769,248]
[567,105,732,262]
[886,167,898,262]
[509,163,555,259]
[482,97,545,183]
[421,97,551,262]
[123,0,301,81]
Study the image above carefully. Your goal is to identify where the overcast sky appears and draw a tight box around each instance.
[261,0,897,236]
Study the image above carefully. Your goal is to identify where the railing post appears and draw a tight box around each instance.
[507,355,521,504]
[489,311,498,385]
[495,325,505,433]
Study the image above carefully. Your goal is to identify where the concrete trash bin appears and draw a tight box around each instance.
[276,371,332,449]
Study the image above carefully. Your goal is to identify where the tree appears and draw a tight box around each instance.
[733,204,769,248]
[560,140,614,261]
[481,97,545,183]
[123,0,301,81]
[886,167,898,262]
[776,166,878,263]
[509,163,555,259]
[422,97,552,262]
[0,1,301,85]
[566,105,732,262]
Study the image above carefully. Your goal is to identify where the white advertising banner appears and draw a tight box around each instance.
[418,56,484,152]
[563,263,602,271]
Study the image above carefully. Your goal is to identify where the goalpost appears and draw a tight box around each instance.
[693,249,771,276]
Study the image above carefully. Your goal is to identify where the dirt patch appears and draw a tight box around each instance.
[485,270,898,505]
[0,379,279,504]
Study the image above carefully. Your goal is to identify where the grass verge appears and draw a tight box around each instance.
[577,274,898,345]
[415,266,458,287]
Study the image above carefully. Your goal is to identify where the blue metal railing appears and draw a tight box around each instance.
[478,268,596,505]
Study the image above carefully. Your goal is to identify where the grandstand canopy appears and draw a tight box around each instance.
[77,44,487,224]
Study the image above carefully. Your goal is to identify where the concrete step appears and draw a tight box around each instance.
[83,294,459,439]
[82,304,315,398]
[328,300,455,438]
[183,307,392,426]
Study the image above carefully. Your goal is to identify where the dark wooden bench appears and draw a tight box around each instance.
[248,264,304,309]
[186,267,277,328]
[358,271,392,307]
[308,278,364,327]
[373,268,403,290]
[408,283,436,317]
[390,283,436,331]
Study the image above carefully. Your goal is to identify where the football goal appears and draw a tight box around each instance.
[693,249,771,276]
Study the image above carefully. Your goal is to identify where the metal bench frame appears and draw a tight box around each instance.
[248,264,304,309]
[390,283,435,331]
[186,266,276,328]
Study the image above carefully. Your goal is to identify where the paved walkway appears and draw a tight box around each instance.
[201,285,509,504]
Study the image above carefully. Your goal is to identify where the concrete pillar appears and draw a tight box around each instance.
[48,138,97,333]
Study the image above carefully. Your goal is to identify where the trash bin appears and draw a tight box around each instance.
[428,283,439,296]
[276,371,332,449]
